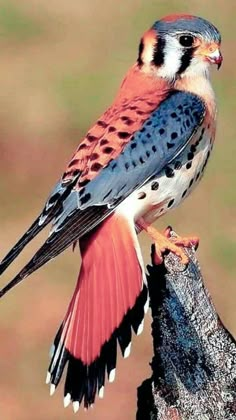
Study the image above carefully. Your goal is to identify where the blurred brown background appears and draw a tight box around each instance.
[0,0,235,419]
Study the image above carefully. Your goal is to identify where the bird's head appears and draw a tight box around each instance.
[138,14,222,81]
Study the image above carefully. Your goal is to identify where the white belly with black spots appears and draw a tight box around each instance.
[117,124,214,223]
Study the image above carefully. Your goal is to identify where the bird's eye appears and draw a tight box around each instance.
[178,35,195,48]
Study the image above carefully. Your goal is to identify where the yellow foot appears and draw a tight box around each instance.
[137,220,199,265]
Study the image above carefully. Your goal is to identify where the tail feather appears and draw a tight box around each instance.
[0,214,53,276]
[0,206,110,298]
[49,286,148,408]
[46,213,148,408]
[0,176,80,280]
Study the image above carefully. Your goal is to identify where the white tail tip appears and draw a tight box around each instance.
[137,319,144,336]
[63,393,71,408]
[108,368,116,383]
[98,386,104,399]
[50,384,56,396]
[45,371,51,384]
[144,297,149,314]
[124,342,131,358]
[73,401,80,413]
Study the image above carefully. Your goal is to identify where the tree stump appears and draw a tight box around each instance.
[137,231,236,420]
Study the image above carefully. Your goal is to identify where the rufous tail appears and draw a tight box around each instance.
[46,213,148,409]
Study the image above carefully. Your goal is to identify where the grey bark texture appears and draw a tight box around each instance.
[137,232,236,420]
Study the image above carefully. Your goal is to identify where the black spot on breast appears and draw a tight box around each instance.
[103,147,114,154]
[174,161,182,170]
[188,152,194,160]
[167,142,174,149]
[159,128,165,135]
[132,160,137,168]
[91,162,103,172]
[140,127,146,133]
[146,133,151,139]
[146,120,152,126]
[190,144,197,153]
[165,166,174,178]
[90,153,99,161]
[168,199,175,208]
[171,112,177,118]
[80,193,91,205]
[131,142,137,149]
[171,132,178,140]
[125,162,129,170]
[186,162,192,170]
[178,104,183,111]
[146,150,150,158]
[151,181,159,190]
[189,178,194,188]
[118,131,130,139]
[139,156,145,164]
[87,134,97,142]
[182,189,187,198]
[100,139,109,145]
[185,109,190,116]
[138,191,146,199]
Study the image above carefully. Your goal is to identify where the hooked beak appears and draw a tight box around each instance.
[206,48,223,70]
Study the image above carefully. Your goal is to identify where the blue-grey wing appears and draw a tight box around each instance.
[74,90,205,210]
[0,90,205,294]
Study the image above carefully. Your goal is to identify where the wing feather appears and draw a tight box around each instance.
[0,90,205,297]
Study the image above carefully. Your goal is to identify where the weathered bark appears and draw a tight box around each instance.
[137,231,236,420]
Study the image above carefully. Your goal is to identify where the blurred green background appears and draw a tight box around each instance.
[0,0,235,419]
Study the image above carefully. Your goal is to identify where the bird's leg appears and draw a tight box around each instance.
[137,218,199,265]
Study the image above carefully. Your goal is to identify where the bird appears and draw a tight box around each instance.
[0,13,222,411]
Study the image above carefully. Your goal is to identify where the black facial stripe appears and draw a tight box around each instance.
[152,37,166,66]
[137,39,144,66]
[177,47,195,74]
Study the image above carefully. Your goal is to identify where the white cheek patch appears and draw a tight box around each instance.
[157,35,182,80]
[182,57,210,78]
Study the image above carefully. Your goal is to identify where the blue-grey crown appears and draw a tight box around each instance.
[152,15,221,43]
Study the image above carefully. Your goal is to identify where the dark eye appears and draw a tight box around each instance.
[179,35,195,48]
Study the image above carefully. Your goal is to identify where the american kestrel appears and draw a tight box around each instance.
[0,14,222,411]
